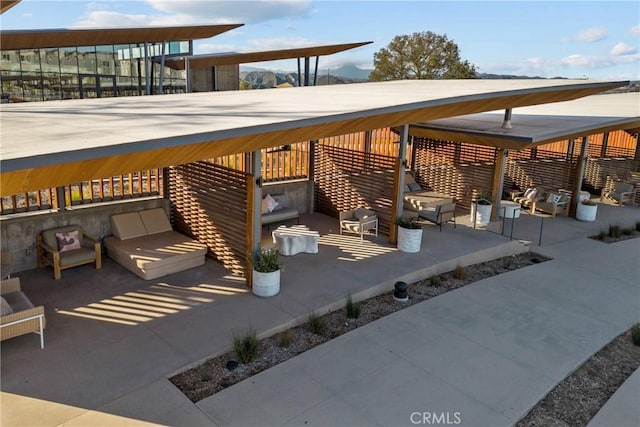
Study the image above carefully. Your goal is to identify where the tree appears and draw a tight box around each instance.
[370,31,477,81]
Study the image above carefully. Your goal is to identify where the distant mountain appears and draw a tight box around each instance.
[320,65,372,81]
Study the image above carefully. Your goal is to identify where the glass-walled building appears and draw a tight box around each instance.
[1,41,192,102]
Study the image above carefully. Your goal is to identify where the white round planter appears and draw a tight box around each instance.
[576,203,598,222]
[252,269,280,297]
[470,202,492,226]
[397,226,423,253]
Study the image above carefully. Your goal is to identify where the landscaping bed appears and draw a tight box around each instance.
[170,251,550,403]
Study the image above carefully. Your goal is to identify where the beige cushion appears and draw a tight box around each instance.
[111,212,147,240]
[3,291,34,312]
[0,296,12,316]
[139,208,173,235]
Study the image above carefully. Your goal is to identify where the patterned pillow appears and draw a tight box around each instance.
[264,194,279,213]
[546,193,561,203]
[56,230,81,252]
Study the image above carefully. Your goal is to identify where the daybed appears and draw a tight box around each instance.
[1,277,45,349]
[261,194,299,226]
[37,225,101,280]
[104,208,207,280]
[403,174,452,212]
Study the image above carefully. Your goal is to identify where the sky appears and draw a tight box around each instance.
[1,0,639,80]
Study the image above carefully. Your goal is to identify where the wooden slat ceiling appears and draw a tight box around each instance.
[0,24,243,50]
[164,41,373,70]
[407,92,640,150]
[0,79,629,196]
[0,0,20,15]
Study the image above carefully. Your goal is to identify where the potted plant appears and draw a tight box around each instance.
[396,217,423,253]
[471,193,492,226]
[252,248,282,297]
[576,199,598,222]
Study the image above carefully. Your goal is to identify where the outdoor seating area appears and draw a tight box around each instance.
[601,182,637,206]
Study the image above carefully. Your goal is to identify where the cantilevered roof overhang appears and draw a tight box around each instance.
[164,42,373,69]
[407,92,640,151]
[0,24,244,50]
[0,0,20,15]
[0,79,628,196]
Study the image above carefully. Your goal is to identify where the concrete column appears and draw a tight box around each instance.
[158,41,165,94]
[490,148,507,222]
[56,186,66,211]
[308,140,317,213]
[390,125,409,244]
[569,136,589,217]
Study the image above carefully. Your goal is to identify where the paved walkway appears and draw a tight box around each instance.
[191,237,639,427]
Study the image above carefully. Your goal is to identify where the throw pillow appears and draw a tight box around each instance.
[408,182,422,192]
[0,296,12,316]
[546,193,561,203]
[56,230,81,252]
[524,188,537,199]
[264,194,279,213]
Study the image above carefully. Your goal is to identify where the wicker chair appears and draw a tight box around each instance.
[1,278,45,349]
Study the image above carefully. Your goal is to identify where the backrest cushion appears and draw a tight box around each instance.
[42,225,83,250]
[614,182,633,193]
[271,194,287,210]
[354,208,375,220]
[111,212,148,240]
[408,182,422,192]
[139,208,173,235]
[263,194,279,213]
[405,174,417,185]
[0,296,12,316]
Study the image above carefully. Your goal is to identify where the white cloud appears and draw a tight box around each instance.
[72,10,206,27]
[196,43,239,54]
[611,42,637,56]
[243,36,318,50]
[145,0,312,24]
[561,27,607,43]
[631,25,640,36]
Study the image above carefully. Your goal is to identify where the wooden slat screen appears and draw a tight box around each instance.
[413,140,496,209]
[168,161,248,276]
[314,143,396,235]
[584,158,640,192]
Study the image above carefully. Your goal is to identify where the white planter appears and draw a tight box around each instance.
[576,203,598,222]
[252,269,280,297]
[470,202,492,226]
[397,226,423,253]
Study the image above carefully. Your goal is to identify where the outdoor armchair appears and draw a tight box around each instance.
[1,277,45,349]
[601,182,635,206]
[532,191,570,217]
[418,202,457,231]
[37,225,101,280]
[339,208,379,242]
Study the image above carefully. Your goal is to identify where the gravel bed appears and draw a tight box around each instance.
[516,328,640,427]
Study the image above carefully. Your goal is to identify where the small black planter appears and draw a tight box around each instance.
[393,281,409,302]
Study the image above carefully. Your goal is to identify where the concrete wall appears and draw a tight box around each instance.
[262,180,310,214]
[189,65,239,92]
[0,198,168,274]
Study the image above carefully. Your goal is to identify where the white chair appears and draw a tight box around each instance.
[339,208,378,242]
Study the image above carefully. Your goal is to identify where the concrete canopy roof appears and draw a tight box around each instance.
[164,42,373,69]
[0,24,243,50]
[408,92,640,150]
[0,79,628,196]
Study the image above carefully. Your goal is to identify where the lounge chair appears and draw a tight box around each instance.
[339,208,378,241]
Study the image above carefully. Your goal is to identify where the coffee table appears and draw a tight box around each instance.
[272,225,319,256]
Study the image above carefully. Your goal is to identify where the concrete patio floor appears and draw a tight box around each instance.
[1,201,639,426]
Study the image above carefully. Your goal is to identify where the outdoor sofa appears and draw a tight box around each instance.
[261,194,299,226]
[104,208,207,280]
[403,174,453,212]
